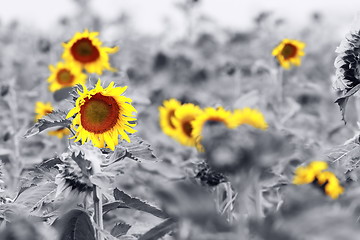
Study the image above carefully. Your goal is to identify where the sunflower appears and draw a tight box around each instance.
[48,128,71,139]
[48,62,87,92]
[191,107,235,151]
[62,30,119,75]
[293,161,344,199]
[66,79,137,150]
[35,101,53,120]
[272,39,305,69]
[159,99,182,137]
[172,103,203,147]
[232,108,268,130]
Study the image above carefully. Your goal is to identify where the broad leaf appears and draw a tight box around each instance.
[334,84,360,123]
[111,222,131,237]
[117,135,157,162]
[14,182,57,211]
[53,209,95,240]
[138,218,177,240]
[23,110,71,138]
[103,201,129,215]
[114,188,169,219]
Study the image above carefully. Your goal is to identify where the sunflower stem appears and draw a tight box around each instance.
[277,67,284,104]
[93,185,103,240]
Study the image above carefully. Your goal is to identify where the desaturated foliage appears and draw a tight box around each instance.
[1,1,360,240]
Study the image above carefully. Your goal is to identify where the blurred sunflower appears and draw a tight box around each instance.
[66,79,137,150]
[172,103,203,147]
[272,39,305,69]
[159,99,182,137]
[62,30,119,75]
[48,127,71,139]
[232,107,268,129]
[192,107,235,151]
[35,101,53,120]
[293,161,344,199]
[48,62,87,92]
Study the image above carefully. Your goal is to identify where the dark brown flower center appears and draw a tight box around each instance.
[182,120,193,137]
[281,43,297,59]
[80,93,120,133]
[70,38,100,63]
[56,69,74,85]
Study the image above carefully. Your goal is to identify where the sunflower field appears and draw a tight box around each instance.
[2,1,360,240]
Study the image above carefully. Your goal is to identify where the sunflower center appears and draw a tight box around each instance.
[182,120,194,138]
[168,110,176,129]
[56,69,74,85]
[281,43,297,59]
[80,93,120,133]
[71,38,100,63]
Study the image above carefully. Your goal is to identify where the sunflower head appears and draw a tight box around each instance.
[62,30,119,75]
[293,161,328,185]
[35,101,53,120]
[48,62,87,92]
[172,103,203,147]
[191,107,235,151]
[66,79,137,150]
[272,39,305,69]
[159,99,182,138]
[232,108,268,130]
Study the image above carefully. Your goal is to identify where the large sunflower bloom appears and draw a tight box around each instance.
[62,30,119,75]
[48,62,87,92]
[232,108,268,130]
[35,101,53,120]
[191,107,235,151]
[66,79,137,150]
[272,39,305,69]
[159,99,182,138]
[172,103,203,147]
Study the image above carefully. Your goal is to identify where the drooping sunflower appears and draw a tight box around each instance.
[159,99,182,138]
[293,161,344,199]
[172,103,203,147]
[66,79,137,150]
[232,108,268,130]
[191,107,235,151]
[35,101,53,120]
[272,39,305,69]
[62,30,119,75]
[48,62,87,92]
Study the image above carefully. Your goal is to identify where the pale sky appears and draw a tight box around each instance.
[0,0,359,36]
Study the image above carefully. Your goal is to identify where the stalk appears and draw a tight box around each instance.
[93,185,103,240]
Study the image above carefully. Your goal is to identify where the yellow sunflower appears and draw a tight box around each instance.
[62,30,119,75]
[191,107,235,151]
[35,101,53,120]
[272,39,305,69]
[66,79,137,150]
[316,171,344,199]
[48,62,87,92]
[172,103,203,147]
[48,127,71,139]
[232,108,268,130]
[293,161,328,185]
[159,99,182,137]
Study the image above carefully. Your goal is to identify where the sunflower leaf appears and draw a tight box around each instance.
[334,84,360,124]
[110,222,131,237]
[118,135,157,162]
[23,110,71,138]
[138,218,177,240]
[114,188,169,219]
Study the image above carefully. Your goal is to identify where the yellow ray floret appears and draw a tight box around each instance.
[159,99,182,138]
[48,62,87,92]
[66,79,137,150]
[293,161,344,199]
[62,29,119,75]
[232,107,268,129]
[35,101,53,120]
[272,39,305,69]
[172,103,203,147]
[191,107,235,151]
